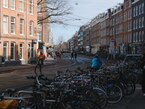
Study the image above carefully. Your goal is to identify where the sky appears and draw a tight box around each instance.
[51,0,124,44]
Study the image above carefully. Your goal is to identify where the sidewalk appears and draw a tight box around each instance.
[0,57,56,73]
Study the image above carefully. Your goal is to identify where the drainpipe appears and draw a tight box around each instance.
[26,0,28,64]
[0,0,1,40]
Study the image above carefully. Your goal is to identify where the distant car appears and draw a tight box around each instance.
[123,54,143,64]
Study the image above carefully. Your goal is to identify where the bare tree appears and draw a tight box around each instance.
[37,0,72,24]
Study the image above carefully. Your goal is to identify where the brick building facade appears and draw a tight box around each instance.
[0,0,37,64]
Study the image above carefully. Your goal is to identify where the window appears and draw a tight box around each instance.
[136,32,139,42]
[10,43,15,60]
[11,17,15,34]
[19,43,23,59]
[19,0,24,12]
[37,32,41,41]
[29,21,33,35]
[139,4,141,15]
[29,0,33,14]
[142,31,144,41]
[136,19,138,29]
[142,17,144,27]
[3,16,8,34]
[136,6,138,16]
[3,0,8,8]
[142,3,144,14]
[11,0,15,9]
[139,31,141,42]
[133,7,135,17]
[20,19,24,35]
[28,43,34,58]
[139,18,141,28]
[133,32,135,42]
[3,42,8,60]
[38,5,41,13]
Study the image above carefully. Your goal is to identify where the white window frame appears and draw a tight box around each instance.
[19,0,24,12]
[3,42,8,61]
[20,19,24,35]
[11,0,15,10]
[3,15,8,34]
[11,17,15,34]
[3,0,8,8]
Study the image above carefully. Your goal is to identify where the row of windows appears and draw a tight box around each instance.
[3,42,35,60]
[132,31,144,42]
[133,2,144,17]
[3,15,34,35]
[132,17,144,30]
[3,0,34,14]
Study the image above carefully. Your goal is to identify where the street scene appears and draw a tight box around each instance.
[0,0,145,109]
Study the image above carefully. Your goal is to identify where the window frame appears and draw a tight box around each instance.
[19,0,24,12]
[20,19,24,35]
[11,0,15,10]
[3,0,8,8]
[3,15,8,34]
[11,17,15,34]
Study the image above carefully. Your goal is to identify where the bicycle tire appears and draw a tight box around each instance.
[93,87,108,108]
[107,84,123,104]
[124,80,136,96]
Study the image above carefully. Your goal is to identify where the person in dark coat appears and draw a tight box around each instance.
[74,52,77,61]
[71,52,74,60]
[141,52,145,96]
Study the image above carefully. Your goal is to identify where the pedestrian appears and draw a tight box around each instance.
[71,52,74,60]
[91,54,102,71]
[36,49,45,73]
[74,52,77,61]
[141,52,145,96]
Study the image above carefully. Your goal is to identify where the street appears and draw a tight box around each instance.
[0,55,145,109]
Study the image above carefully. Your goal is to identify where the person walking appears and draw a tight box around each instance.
[141,52,145,96]
[36,49,45,74]
[71,52,74,60]
[74,52,77,61]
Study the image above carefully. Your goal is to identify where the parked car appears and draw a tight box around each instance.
[123,54,143,64]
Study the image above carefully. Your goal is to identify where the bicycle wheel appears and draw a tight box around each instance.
[93,87,108,109]
[107,84,123,104]
[18,91,44,109]
[124,80,136,96]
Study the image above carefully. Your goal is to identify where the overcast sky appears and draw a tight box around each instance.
[51,0,124,44]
